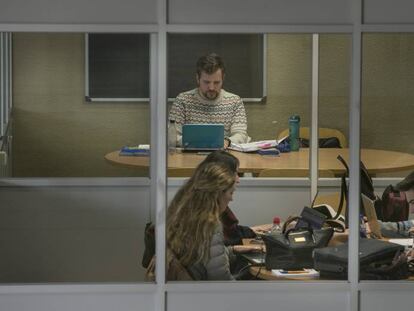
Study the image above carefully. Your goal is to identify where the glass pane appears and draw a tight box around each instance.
[166,33,317,282]
[316,34,351,281]
[0,32,151,283]
[361,33,414,281]
[12,33,149,178]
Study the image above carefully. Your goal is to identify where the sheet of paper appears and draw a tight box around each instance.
[388,238,413,248]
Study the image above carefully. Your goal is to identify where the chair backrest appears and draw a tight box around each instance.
[258,169,335,178]
[277,127,347,148]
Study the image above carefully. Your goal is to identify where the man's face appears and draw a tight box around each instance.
[196,69,224,100]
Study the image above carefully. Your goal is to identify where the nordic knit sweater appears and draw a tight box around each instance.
[169,88,250,146]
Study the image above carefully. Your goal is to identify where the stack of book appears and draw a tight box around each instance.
[272,269,319,279]
[119,145,150,156]
[228,136,287,154]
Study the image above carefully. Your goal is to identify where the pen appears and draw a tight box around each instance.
[281,270,308,274]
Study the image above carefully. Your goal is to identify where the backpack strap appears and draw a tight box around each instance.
[333,174,348,221]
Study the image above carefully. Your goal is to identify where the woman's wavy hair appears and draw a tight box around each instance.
[167,161,236,267]
[170,150,239,210]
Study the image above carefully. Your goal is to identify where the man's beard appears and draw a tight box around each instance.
[203,90,219,100]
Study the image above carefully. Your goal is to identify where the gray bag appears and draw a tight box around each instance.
[313,238,408,280]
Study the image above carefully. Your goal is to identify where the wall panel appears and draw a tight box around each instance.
[168,289,349,311]
[0,0,156,24]
[168,0,351,25]
[364,0,414,24]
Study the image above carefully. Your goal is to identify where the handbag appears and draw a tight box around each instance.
[313,238,409,280]
[377,184,409,222]
[145,246,194,282]
[262,216,334,270]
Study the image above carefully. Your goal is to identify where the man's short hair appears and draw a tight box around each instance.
[396,170,414,191]
[196,53,226,77]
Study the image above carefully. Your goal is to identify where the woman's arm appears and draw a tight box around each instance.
[205,226,234,280]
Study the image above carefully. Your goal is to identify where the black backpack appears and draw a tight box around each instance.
[336,155,378,226]
[300,137,342,148]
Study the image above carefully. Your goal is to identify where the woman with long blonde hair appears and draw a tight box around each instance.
[167,161,238,280]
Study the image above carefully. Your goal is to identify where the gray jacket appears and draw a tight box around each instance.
[188,224,236,280]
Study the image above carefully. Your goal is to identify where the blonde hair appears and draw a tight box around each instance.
[167,162,236,267]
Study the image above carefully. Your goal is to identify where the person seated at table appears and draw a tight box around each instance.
[373,171,414,238]
[168,53,251,148]
[167,161,262,280]
[199,150,270,243]
[141,151,264,272]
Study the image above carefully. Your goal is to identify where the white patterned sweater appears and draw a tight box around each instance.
[169,88,251,146]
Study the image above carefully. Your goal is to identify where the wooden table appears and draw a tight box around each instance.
[244,237,414,281]
[243,237,347,280]
[105,148,414,176]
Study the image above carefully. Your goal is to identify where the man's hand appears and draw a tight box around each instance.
[224,137,231,149]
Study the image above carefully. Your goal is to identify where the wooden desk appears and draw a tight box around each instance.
[243,237,348,280]
[105,148,414,177]
[244,237,414,281]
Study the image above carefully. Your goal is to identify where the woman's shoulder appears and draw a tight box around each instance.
[210,224,225,253]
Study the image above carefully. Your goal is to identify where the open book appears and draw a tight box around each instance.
[228,136,288,153]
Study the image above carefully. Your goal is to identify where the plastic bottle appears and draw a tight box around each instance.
[360,214,367,238]
[269,216,282,234]
[289,115,301,151]
[168,120,177,153]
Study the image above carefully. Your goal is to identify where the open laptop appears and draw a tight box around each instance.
[182,124,224,151]
[361,193,383,239]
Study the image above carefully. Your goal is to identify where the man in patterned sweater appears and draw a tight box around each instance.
[169,53,251,148]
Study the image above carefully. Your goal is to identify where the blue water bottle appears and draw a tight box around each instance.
[289,115,300,151]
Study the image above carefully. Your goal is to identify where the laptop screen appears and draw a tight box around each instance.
[182,124,224,151]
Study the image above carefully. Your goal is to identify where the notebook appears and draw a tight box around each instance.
[241,252,266,266]
[182,124,224,151]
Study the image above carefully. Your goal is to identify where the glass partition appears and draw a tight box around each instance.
[12,32,150,178]
[360,33,414,281]
[0,32,152,283]
[165,33,356,282]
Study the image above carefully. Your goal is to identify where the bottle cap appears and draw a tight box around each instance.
[289,115,300,122]
[273,216,281,225]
